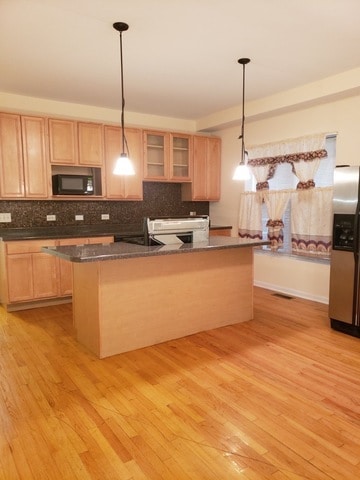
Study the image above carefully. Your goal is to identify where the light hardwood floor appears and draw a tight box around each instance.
[1,287,360,479]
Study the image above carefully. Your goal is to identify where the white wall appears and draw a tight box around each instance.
[210,93,360,304]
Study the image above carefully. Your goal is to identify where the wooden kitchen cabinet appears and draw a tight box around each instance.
[21,116,49,198]
[87,236,113,244]
[3,240,58,304]
[0,236,114,309]
[49,119,104,167]
[57,237,88,296]
[182,135,221,201]
[58,236,113,296]
[210,228,232,237]
[48,118,78,165]
[143,130,191,182]
[0,113,49,199]
[104,126,143,199]
[0,113,25,198]
[143,130,169,180]
[78,121,104,166]
[170,133,192,181]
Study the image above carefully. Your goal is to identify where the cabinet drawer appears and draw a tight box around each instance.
[6,239,57,254]
[88,236,113,244]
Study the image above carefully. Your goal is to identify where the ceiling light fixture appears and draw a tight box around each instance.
[233,57,251,181]
[113,22,135,176]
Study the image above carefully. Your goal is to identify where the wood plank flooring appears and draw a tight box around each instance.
[1,287,360,479]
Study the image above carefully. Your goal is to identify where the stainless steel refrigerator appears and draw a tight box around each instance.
[329,165,360,337]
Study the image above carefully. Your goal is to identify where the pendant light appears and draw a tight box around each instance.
[233,57,251,181]
[113,22,135,176]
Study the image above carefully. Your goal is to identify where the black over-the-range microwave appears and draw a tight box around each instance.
[52,174,94,195]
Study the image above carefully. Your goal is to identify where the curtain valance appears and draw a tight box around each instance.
[247,133,327,165]
[247,133,328,190]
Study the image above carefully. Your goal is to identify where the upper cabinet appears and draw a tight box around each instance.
[48,118,78,165]
[78,122,104,166]
[0,113,49,199]
[143,131,170,181]
[49,119,103,166]
[104,126,143,200]
[170,133,192,181]
[0,111,221,201]
[143,130,191,182]
[21,116,49,198]
[0,113,24,198]
[182,135,221,201]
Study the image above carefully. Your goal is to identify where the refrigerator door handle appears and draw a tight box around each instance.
[353,207,360,325]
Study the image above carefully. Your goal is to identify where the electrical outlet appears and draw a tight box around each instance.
[75,214,84,221]
[101,214,110,220]
[190,211,196,216]
[0,213,11,223]
[46,214,56,221]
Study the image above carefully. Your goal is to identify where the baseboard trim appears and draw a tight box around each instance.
[254,280,329,305]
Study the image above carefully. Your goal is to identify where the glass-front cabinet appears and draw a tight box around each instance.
[143,131,169,180]
[170,133,191,181]
[143,130,191,182]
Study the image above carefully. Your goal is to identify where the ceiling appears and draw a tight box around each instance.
[1,0,360,121]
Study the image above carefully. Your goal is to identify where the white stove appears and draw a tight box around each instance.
[146,215,209,245]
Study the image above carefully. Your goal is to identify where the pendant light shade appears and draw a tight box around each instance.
[113,22,135,176]
[233,57,251,181]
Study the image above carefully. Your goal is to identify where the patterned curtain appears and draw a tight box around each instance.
[248,133,328,190]
[262,190,291,250]
[291,187,333,254]
[248,163,277,191]
[238,191,263,239]
[240,133,332,254]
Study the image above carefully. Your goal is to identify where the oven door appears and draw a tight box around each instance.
[149,231,193,245]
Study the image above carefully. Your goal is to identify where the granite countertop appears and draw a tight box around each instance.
[0,224,143,241]
[42,237,268,263]
[0,223,231,241]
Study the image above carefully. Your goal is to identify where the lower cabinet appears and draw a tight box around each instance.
[209,228,232,237]
[58,237,88,296]
[4,239,58,303]
[0,236,113,310]
[58,236,113,296]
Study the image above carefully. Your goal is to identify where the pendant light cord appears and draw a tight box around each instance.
[238,58,250,165]
[119,30,126,155]
[113,22,129,156]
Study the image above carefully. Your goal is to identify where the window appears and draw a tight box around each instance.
[246,135,336,259]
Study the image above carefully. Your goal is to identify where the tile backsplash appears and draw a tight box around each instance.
[0,182,209,228]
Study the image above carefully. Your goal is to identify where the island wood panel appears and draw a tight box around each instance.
[72,247,253,358]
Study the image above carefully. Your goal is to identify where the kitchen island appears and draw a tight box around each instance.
[43,237,267,358]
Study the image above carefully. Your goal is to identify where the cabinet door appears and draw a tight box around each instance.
[78,122,104,166]
[191,136,208,200]
[7,254,33,302]
[183,136,221,201]
[206,137,221,201]
[48,118,77,165]
[32,253,59,298]
[87,236,114,244]
[170,134,192,182]
[21,116,49,198]
[143,131,170,181]
[0,113,24,198]
[58,237,88,296]
[104,126,143,199]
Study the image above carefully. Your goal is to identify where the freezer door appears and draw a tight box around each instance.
[329,249,355,324]
[333,166,359,215]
